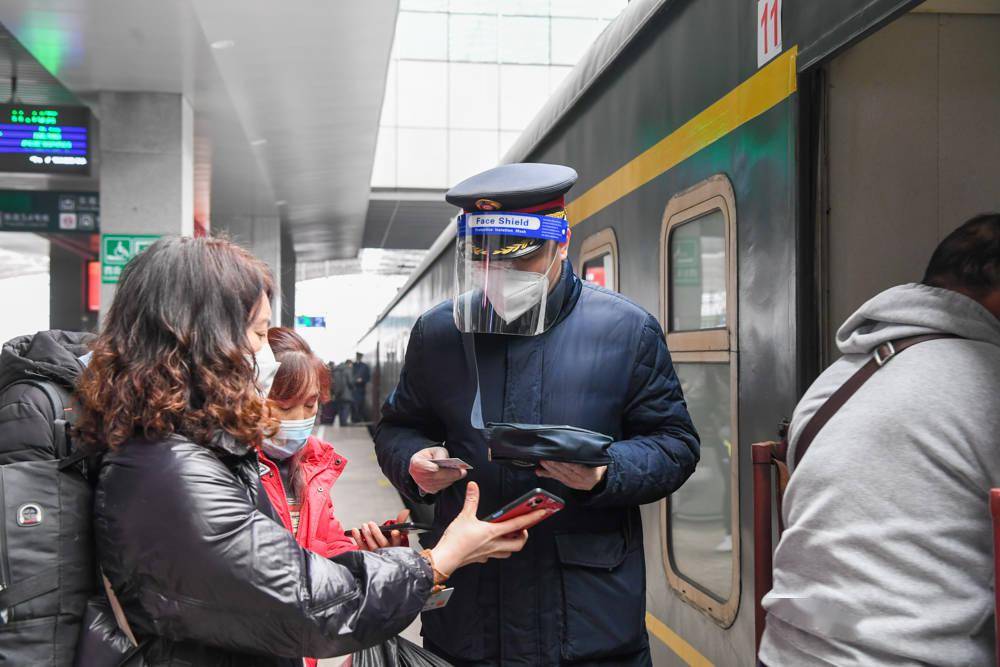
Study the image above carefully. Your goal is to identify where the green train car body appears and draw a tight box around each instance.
[361,1,1000,663]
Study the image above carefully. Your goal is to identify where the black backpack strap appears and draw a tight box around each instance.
[0,565,59,608]
[11,379,73,458]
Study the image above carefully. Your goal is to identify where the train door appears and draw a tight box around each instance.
[814,6,1000,363]
[658,175,741,627]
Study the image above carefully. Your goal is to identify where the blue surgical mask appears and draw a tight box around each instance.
[261,416,315,460]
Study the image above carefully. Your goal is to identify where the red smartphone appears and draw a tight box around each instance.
[484,488,564,529]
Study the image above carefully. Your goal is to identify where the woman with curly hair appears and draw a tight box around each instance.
[77,236,541,666]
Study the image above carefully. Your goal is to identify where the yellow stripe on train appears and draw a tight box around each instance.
[645,612,714,667]
[566,46,799,226]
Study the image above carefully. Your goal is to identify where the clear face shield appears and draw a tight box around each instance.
[453,210,568,336]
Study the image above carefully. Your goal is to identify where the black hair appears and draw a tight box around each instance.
[922,213,999,296]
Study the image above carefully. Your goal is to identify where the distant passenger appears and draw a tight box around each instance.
[332,358,354,425]
[760,214,1000,666]
[352,351,371,422]
[75,236,542,665]
[376,163,700,666]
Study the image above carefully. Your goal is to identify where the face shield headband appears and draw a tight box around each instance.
[454,211,569,336]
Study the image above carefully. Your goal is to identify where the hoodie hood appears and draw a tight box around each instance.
[837,283,1000,355]
[0,330,96,391]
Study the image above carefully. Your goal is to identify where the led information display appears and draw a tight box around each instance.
[296,315,327,328]
[0,104,91,175]
[0,190,99,233]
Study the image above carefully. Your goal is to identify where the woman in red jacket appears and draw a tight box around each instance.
[260,327,403,557]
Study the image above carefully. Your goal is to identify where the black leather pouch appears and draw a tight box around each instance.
[486,423,613,469]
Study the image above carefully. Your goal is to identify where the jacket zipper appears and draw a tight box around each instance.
[0,473,11,618]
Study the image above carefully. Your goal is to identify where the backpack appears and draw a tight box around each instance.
[0,377,96,666]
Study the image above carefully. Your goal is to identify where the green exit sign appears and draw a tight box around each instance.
[101,234,160,284]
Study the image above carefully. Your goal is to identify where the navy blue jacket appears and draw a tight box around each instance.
[375,263,699,666]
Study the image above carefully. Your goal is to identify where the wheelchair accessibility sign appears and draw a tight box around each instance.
[101,234,160,284]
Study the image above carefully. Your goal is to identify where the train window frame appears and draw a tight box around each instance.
[658,174,741,627]
[578,227,619,292]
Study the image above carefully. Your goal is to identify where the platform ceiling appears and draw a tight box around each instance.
[0,0,401,261]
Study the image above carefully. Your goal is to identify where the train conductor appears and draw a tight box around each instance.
[375,163,700,666]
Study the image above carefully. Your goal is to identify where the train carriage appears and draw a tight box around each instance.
[360,0,1000,663]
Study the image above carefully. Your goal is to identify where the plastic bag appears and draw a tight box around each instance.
[344,636,452,667]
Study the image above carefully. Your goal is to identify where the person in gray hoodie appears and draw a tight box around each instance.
[760,213,1000,666]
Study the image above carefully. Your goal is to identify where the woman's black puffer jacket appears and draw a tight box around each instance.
[94,432,433,666]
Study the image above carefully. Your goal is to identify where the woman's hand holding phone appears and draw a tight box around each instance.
[351,509,411,551]
[430,482,545,576]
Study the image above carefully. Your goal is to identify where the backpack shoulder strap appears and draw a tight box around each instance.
[792,333,960,468]
[9,379,73,458]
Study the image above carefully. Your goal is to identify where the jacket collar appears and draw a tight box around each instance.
[544,260,583,332]
[206,430,256,458]
[297,436,347,484]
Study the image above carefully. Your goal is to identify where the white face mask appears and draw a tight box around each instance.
[482,251,560,323]
[249,343,281,398]
[484,270,549,323]
[262,416,315,460]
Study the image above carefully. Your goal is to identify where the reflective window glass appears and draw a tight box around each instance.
[402,0,449,10]
[448,129,499,184]
[499,65,549,130]
[397,61,448,128]
[448,63,499,129]
[448,0,496,13]
[397,128,447,188]
[551,18,605,65]
[669,362,733,600]
[669,210,727,331]
[550,0,626,19]
[504,0,551,15]
[449,14,498,62]
[371,127,397,189]
[499,130,520,157]
[380,61,398,127]
[582,252,614,291]
[396,12,448,60]
[499,16,550,64]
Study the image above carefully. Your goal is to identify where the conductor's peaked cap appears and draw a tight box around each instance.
[445,163,578,212]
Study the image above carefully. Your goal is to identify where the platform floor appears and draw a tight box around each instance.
[315,423,423,665]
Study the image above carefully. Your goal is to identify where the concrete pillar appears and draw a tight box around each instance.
[214,214,283,322]
[280,223,296,327]
[98,92,193,321]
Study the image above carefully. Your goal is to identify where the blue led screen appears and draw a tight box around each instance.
[0,104,91,175]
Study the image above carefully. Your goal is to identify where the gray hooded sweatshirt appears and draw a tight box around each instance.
[760,283,1000,667]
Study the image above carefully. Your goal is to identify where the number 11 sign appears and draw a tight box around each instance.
[757,0,782,68]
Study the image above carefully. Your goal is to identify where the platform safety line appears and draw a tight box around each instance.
[565,46,799,226]
[645,612,713,667]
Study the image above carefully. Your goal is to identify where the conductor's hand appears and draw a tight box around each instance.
[430,482,543,576]
[409,446,466,494]
[536,460,608,491]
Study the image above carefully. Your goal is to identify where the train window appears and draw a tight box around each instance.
[659,174,739,626]
[669,210,726,331]
[578,227,619,292]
